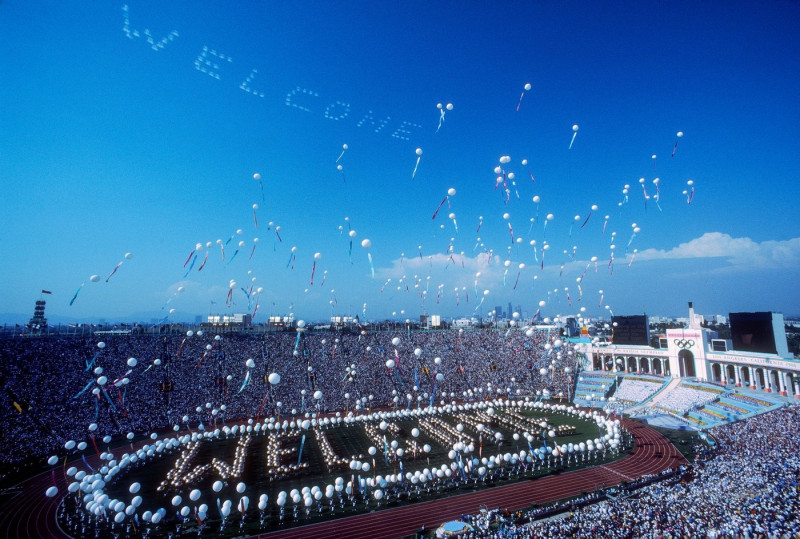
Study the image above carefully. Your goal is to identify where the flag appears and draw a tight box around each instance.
[41,289,52,294]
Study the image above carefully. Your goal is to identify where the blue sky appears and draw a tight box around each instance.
[1,0,799,323]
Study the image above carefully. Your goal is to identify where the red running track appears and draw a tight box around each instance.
[0,418,686,539]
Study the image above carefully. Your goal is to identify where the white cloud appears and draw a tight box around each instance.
[374,249,570,298]
[635,232,800,269]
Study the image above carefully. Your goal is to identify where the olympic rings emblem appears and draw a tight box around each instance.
[673,338,695,349]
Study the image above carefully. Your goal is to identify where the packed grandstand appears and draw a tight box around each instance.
[0,327,797,537]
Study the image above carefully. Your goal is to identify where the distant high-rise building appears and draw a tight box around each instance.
[494,306,503,318]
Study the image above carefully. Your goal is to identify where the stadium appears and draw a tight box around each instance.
[0,302,797,538]
[3,2,799,537]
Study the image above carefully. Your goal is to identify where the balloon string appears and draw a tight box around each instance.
[176,338,186,358]
[69,284,84,306]
[569,131,578,150]
[238,371,251,394]
[411,156,421,179]
[183,254,197,278]
[198,252,209,272]
[105,261,124,282]
[431,196,448,220]
[91,435,100,457]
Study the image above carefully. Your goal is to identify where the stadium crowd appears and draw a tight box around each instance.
[463,405,799,538]
[0,328,575,470]
[3,329,798,538]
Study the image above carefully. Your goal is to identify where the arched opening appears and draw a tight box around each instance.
[652,359,662,375]
[767,371,781,392]
[639,357,649,373]
[593,354,602,371]
[678,350,695,378]
[603,355,613,371]
[769,370,780,393]
[784,373,796,397]
[627,357,637,372]
[756,368,766,390]
[725,364,736,385]
[740,367,751,387]
[711,363,722,384]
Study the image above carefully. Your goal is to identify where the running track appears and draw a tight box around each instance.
[0,418,686,539]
